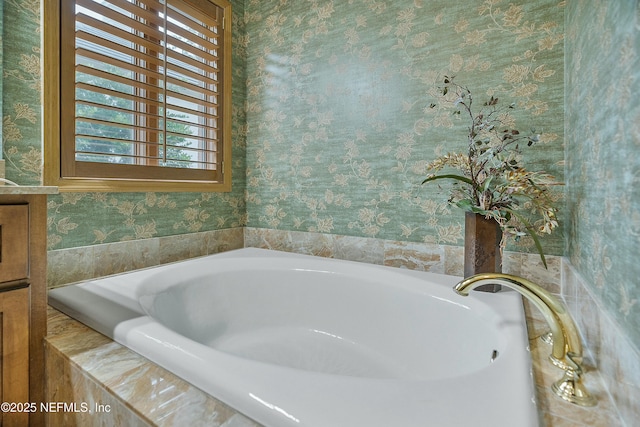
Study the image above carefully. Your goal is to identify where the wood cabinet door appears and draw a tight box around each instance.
[0,287,30,426]
[0,205,29,283]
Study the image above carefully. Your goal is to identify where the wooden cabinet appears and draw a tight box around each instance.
[0,288,30,426]
[0,194,48,427]
[0,205,29,282]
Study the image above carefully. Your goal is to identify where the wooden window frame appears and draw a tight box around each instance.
[44,0,232,192]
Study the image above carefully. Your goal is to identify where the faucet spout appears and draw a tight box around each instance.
[454,273,596,407]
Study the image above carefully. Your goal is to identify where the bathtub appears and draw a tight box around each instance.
[48,248,538,427]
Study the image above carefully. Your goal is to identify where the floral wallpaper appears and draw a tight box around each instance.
[2,0,41,180]
[2,0,248,250]
[565,0,640,353]
[244,0,565,256]
[5,0,567,254]
[0,1,3,152]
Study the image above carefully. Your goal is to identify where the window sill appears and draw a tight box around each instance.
[45,177,231,193]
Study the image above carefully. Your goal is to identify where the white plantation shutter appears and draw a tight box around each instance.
[60,0,230,184]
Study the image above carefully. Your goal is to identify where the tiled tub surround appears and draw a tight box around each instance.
[47,228,244,289]
[46,228,627,426]
[47,305,619,427]
[50,248,549,426]
[46,308,261,427]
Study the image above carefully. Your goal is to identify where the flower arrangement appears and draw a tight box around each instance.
[422,76,559,267]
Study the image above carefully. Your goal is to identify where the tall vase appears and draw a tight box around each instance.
[464,212,503,292]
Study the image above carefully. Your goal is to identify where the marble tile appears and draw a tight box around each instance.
[594,300,640,426]
[158,233,208,264]
[204,228,244,254]
[48,228,244,289]
[46,308,263,427]
[333,235,384,264]
[243,227,290,251]
[244,228,334,257]
[382,241,444,273]
[561,260,639,426]
[443,245,464,276]
[285,230,335,257]
[94,239,159,277]
[501,250,525,277]
[48,246,97,288]
[519,253,562,295]
[46,341,153,427]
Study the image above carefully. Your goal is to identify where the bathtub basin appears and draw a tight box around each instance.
[49,248,538,427]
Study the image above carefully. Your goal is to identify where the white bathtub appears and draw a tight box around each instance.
[48,248,538,427]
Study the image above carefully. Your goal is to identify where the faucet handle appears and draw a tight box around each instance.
[455,273,597,407]
[551,352,597,407]
[540,330,554,345]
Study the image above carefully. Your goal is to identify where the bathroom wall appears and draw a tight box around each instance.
[0,1,4,155]
[4,0,565,255]
[1,0,247,250]
[566,0,640,358]
[244,0,566,257]
[2,0,40,172]
[564,1,640,424]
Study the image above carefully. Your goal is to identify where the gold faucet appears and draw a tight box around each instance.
[454,273,596,407]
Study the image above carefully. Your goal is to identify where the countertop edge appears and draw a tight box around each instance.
[0,186,59,195]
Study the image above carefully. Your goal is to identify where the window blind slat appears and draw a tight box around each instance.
[166,34,218,64]
[166,61,218,85]
[75,134,147,148]
[165,99,218,119]
[76,82,164,107]
[77,48,164,82]
[76,16,163,55]
[166,4,219,39]
[76,0,165,43]
[165,20,219,53]
[76,31,165,69]
[76,116,163,133]
[165,49,215,74]
[105,0,165,29]
[166,76,217,99]
[77,99,163,122]
[76,143,218,166]
[165,116,215,133]
[76,65,163,96]
[165,138,218,153]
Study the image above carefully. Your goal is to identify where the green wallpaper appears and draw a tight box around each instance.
[565,1,640,352]
[245,0,565,255]
[2,0,41,179]
[2,0,247,250]
[4,0,566,254]
[0,1,3,153]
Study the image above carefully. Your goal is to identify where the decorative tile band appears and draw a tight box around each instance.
[562,261,639,426]
[47,227,244,288]
[243,227,562,293]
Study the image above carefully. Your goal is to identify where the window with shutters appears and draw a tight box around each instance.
[45,0,232,192]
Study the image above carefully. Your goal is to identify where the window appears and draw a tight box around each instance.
[45,0,232,192]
